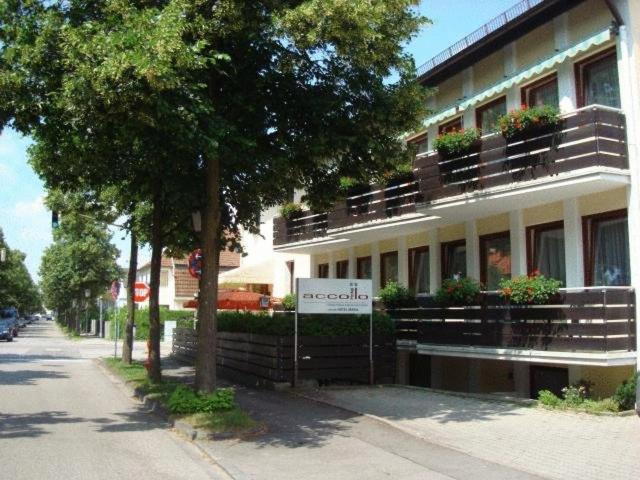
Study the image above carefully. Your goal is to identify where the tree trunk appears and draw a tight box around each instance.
[122,227,138,364]
[147,192,163,383]
[195,155,221,393]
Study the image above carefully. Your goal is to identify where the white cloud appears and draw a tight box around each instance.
[14,195,47,218]
[0,162,16,183]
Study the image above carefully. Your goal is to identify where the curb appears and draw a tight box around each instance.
[94,359,240,480]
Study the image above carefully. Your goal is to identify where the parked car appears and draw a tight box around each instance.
[0,308,20,337]
[0,320,14,341]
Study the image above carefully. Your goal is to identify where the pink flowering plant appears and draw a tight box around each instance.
[432,128,481,158]
[499,270,562,305]
[497,104,560,139]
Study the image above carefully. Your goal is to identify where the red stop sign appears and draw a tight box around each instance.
[134,282,150,303]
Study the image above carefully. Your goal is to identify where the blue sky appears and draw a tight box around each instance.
[0,0,520,281]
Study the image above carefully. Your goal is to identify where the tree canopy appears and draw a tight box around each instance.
[0,228,42,313]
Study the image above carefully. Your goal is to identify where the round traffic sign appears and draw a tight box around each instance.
[134,282,151,303]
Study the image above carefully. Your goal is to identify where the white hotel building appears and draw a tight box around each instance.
[238,0,639,399]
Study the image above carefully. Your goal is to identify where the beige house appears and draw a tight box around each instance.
[267,0,640,399]
[137,253,240,310]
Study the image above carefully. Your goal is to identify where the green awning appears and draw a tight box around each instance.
[424,28,613,128]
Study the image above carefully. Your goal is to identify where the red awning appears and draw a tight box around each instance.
[183,290,270,311]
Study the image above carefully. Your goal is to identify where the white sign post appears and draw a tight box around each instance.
[295,278,374,387]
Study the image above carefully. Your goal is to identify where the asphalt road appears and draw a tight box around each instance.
[0,321,222,480]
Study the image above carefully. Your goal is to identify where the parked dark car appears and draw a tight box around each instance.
[0,308,20,337]
[0,320,14,341]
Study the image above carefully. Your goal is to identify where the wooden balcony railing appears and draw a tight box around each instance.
[273,107,628,247]
[390,289,636,354]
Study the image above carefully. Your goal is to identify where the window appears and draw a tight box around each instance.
[475,97,506,133]
[526,222,566,283]
[409,247,430,294]
[409,133,429,155]
[336,260,349,279]
[441,240,466,281]
[583,210,629,286]
[438,117,463,135]
[522,74,559,107]
[575,48,620,108]
[317,263,329,279]
[380,252,399,288]
[357,256,372,280]
[480,232,511,290]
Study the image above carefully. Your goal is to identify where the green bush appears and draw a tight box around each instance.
[499,272,562,305]
[280,202,303,219]
[613,373,638,411]
[167,384,236,415]
[110,308,194,340]
[432,128,481,158]
[537,390,561,407]
[282,294,296,311]
[498,104,560,139]
[435,277,481,306]
[214,310,393,337]
[338,176,369,195]
[378,282,416,309]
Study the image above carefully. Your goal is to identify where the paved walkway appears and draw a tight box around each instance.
[303,386,640,480]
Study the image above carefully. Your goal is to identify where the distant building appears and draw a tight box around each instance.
[136,252,240,310]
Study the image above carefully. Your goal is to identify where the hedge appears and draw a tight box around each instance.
[109,308,195,340]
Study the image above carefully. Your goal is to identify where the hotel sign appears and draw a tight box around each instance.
[296,278,372,315]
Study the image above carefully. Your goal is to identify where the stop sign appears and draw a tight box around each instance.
[134,282,151,303]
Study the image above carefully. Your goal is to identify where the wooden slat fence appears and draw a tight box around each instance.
[173,329,395,385]
[391,289,636,353]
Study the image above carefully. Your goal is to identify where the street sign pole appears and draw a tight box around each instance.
[114,304,119,359]
[294,278,299,388]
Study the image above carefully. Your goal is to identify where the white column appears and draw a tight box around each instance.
[462,67,474,128]
[563,198,584,288]
[616,23,640,410]
[428,230,440,294]
[398,236,409,288]
[465,221,480,281]
[510,210,527,277]
[554,13,575,113]
[328,251,336,278]
[371,242,381,294]
[504,42,520,111]
[347,247,357,278]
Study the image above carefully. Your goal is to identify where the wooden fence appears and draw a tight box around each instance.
[391,289,636,353]
[173,329,395,386]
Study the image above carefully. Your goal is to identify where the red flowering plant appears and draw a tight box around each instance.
[435,277,481,306]
[432,128,481,159]
[497,104,560,140]
[499,270,562,305]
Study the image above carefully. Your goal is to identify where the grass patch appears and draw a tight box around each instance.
[537,387,631,414]
[58,324,81,340]
[182,408,259,434]
[103,358,259,436]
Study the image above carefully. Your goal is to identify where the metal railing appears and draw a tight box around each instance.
[416,0,544,77]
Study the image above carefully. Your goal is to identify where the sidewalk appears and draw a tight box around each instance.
[301,385,640,480]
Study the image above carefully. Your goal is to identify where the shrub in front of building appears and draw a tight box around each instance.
[499,271,562,305]
[432,128,481,158]
[378,281,416,309]
[497,104,560,140]
[435,277,481,306]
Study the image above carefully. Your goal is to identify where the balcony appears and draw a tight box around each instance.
[273,106,628,248]
[391,288,636,356]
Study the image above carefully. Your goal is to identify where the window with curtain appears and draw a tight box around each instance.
[438,117,463,135]
[480,233,511,290]
[585,212,630,286]
[527,223,566,283]
[317,263,329,278]
[522,74,559,107]
[357,256,372,280]
[380,252,399,288]
[577,49,620,108]
[409,247,429,294]
[336,260,349,279]
[441,240,466,281]
[476,97,506,133]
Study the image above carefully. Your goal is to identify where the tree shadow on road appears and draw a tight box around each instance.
[0,369,70,386]
[0,411,114,439]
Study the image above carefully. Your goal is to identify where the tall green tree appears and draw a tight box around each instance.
[39,191,120,330]
[0,229,42,313]
[0,0,429,390]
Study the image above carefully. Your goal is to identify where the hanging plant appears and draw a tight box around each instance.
[432,128,481,159]
[498,105,560,140]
